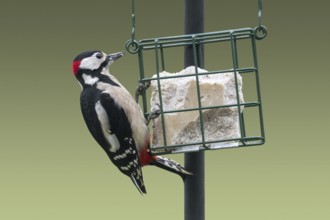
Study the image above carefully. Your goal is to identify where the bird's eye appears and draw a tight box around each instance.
[96,53,103,59]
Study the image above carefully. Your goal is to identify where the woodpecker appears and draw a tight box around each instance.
[72,50,191,194]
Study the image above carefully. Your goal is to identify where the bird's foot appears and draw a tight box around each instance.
[147,104,161,125]
[135,80,151,103]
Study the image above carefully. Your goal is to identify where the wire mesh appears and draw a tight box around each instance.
[134,27,265,155]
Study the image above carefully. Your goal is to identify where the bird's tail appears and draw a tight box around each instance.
[130,172,147,195]
[150,156,193,179]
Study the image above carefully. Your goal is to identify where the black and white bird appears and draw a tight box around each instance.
[72,50,191,194]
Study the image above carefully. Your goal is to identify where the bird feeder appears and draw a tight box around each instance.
[126,0,267,156]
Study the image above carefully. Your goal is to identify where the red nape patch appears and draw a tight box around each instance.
[72,60,81,76]
[139,147,155,166]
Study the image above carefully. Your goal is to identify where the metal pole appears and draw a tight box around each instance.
[184,0,205,220]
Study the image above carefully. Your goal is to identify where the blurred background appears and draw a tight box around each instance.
[0,0,329,219]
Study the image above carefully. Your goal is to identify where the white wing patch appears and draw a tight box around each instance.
[95,101,120,152]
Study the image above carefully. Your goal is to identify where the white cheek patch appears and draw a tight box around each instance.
[95,101,120,152]
[79,56,103,70]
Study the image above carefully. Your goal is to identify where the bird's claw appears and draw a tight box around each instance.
[147,104,161,125]
[135,80,151,103]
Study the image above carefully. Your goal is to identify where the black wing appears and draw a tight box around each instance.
[80,88,134,154]
[99,93,146,194]
[80,87,109,149]
[80,88,146,194]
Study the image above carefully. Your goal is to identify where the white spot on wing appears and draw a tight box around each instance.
[95,101,120,152]
[113,147,137,161]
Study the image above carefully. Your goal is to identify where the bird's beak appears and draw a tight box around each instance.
[107,52,124,62]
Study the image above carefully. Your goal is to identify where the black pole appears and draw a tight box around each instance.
[184,0,205,220]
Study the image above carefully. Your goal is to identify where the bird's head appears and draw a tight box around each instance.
[72,50,124,77]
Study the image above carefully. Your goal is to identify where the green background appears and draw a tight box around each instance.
[1,0,329,219]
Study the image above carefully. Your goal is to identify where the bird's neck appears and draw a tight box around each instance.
[78,67,121,88]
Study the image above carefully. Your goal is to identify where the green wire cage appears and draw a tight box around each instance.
[126,1,267,155]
